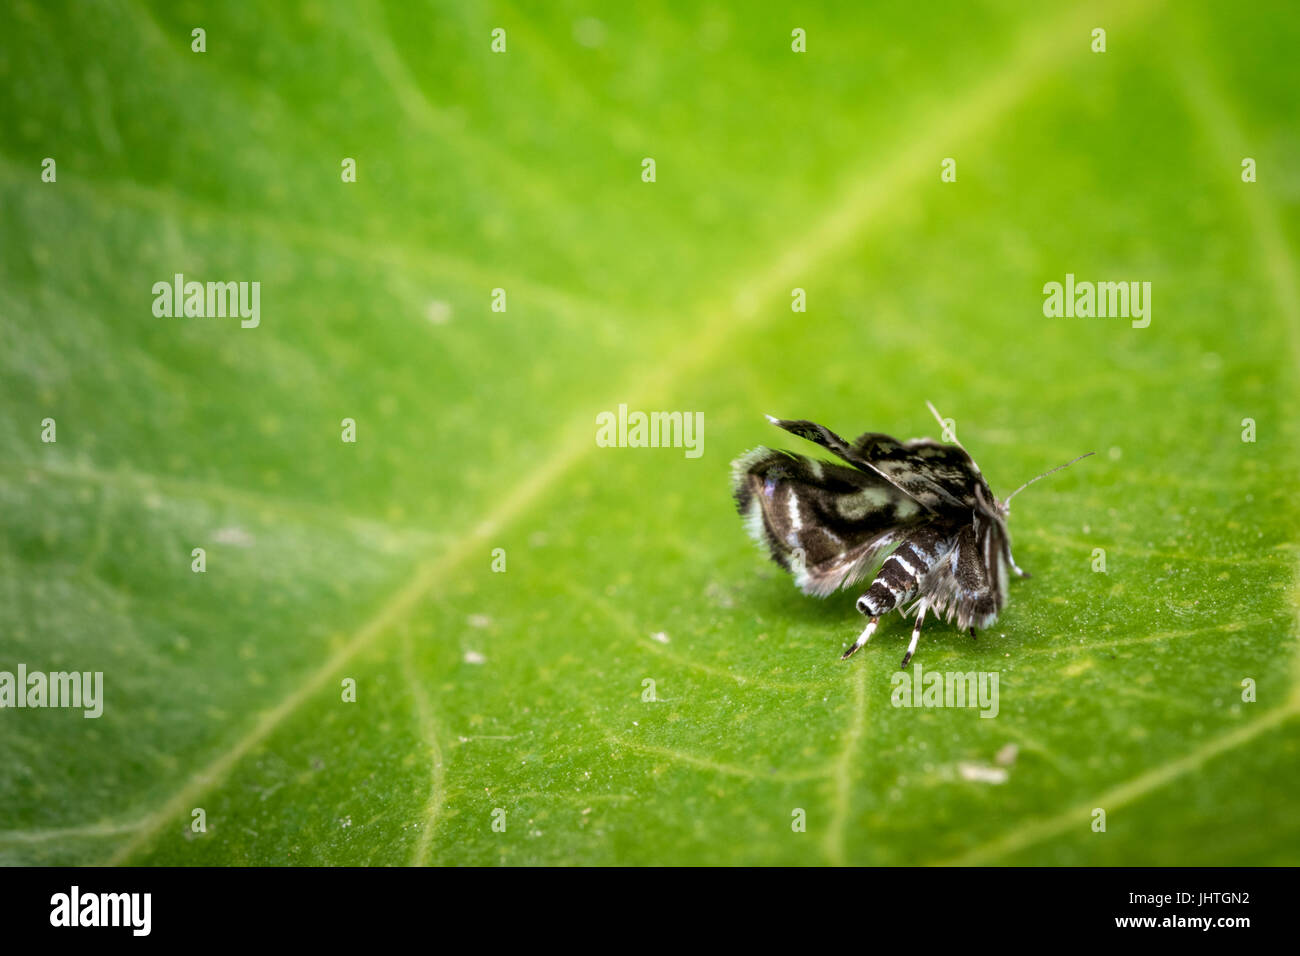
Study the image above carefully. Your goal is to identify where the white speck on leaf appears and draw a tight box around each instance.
[958,762,1008,784]
[213,526,255,547]
[426,300,452,325]
[573,17,607,49]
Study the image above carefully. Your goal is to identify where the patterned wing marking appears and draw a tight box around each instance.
[851,432,993,516]
[763,417,942,514]
[731,446,927,596]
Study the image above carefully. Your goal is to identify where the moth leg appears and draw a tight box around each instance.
[1004,540,1030,578]
[841,616,879,661]
[901,600,927,668]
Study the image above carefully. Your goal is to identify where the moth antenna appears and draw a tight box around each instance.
[1003,451,1095,506]
[925,400,965,450]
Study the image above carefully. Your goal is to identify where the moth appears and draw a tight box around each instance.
[731,403,1091,667]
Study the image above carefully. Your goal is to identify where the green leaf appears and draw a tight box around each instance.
[1,0,1297,866]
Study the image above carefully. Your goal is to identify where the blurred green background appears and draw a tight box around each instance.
[1,0,1297,865]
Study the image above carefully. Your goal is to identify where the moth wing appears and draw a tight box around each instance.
[764,417,941,513]
[851,432,994,516]
[731,446,927,596]
[922,518,1010,630]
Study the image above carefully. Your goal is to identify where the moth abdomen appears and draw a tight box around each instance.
[854,531,947,617]
[856,579,903,616]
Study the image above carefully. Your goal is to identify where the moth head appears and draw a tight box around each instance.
[973,483,1009,521]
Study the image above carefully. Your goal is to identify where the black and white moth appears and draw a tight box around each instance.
[731,404,1091,667]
